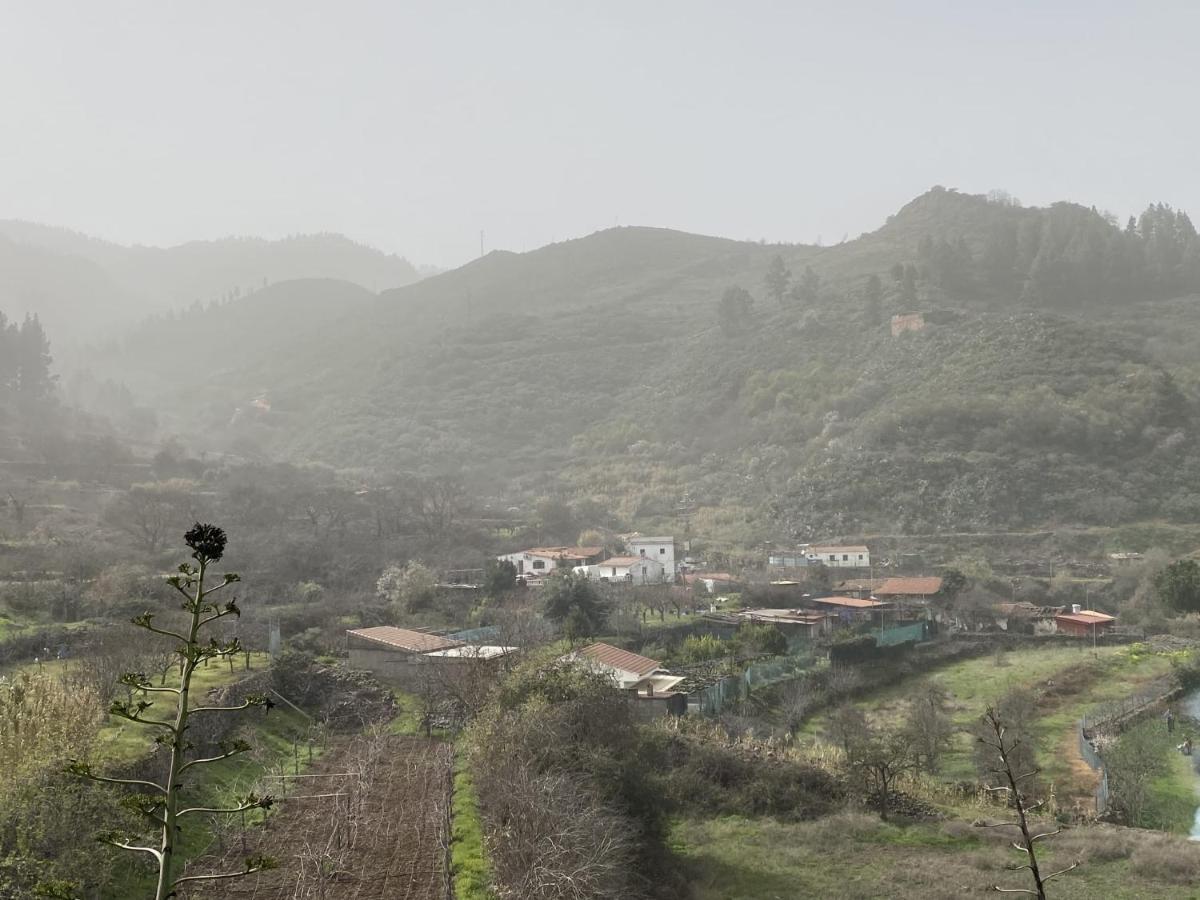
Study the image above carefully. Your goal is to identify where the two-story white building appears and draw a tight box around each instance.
[625,534,677,580]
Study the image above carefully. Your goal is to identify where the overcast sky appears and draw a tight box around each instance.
[1,1,1197,269]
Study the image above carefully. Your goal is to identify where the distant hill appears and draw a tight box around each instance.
[75,189,1200,541]
[0,221,422,345]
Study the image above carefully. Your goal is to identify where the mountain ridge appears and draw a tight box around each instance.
[46,187,1200,542]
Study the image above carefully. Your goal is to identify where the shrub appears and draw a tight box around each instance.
[1130,835,1200,884]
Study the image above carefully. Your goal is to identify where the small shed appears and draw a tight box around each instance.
[809,595,888,626]
[346,626,462,681]
[874,576,944,601]
[1055,609,1115,638]
[736,608,834,641]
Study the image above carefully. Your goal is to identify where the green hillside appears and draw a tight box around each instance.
[81,188,1200,541]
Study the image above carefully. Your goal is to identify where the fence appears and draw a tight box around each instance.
[687,649,816,716]
[874,621,929,647]
[1077,681,1177,818]
[1077,720,1110,815]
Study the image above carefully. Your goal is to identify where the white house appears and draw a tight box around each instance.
[566,642,684,694]
[807,545,870,569]
[625,534,677,580]
[497,546,604,577]
[586,555,667,585]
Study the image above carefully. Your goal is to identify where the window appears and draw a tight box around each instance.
[842,554,849,561]
[659,547,666,554]
[532,560,545,570]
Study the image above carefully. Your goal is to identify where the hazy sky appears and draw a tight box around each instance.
[1,1,1197,268]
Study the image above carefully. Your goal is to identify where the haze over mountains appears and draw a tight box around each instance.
[11,186,1200,543]
[0,221,423,347]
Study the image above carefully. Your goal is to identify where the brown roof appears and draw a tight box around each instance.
[599,556,658,567]
[1056,610,1115,625]
[875,576,944,596]
[810,545,870,554]
[577,642,661,676]
[812,595,885,609]
[527,546,604,560]
[347,626,462,653]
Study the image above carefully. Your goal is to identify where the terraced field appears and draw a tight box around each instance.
[185,733,453,899]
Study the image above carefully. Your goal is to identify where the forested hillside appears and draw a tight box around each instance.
[78,188,1200,541]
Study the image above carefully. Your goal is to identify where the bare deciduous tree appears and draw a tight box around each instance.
[975,705,1078,898]
[906,684,954,774]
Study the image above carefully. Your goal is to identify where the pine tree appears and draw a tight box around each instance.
[792,265,821,305]
[716,285,755,335]
[14,314,55,401]
[763,255,791,307]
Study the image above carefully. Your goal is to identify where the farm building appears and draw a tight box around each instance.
[346,626,514,685]
[563,642,687,717]
[579,555,668,585]
[1055,608,1116,638]
[497,546,604,576]
[874,576,943,601]
[808,545,871,569]
[995,602,1063,634]
[809,595,887,625]
[735,608,834,640]
[767,548,812,570]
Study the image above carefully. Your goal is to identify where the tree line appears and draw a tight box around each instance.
[0,310,55,403]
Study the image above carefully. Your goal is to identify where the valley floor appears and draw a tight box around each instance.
[674,813,1200,900]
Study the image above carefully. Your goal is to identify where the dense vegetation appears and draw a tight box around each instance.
[55,188,1200,546]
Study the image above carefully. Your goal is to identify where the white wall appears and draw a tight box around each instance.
[597,558,666,585]
[627,538,676,579]
[498,551,561,576]
[808,549,870,569]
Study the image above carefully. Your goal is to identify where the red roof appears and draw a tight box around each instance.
[812,595,884,609]
[347,626,462,653]
[576,642,661,676]
[875,576,944,596]
[1055,610,1115,626]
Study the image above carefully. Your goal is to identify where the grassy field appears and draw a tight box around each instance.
[799,643,1177,796]
[99,657,326,898]
[674,813,1200,900]
[91,652,273,764]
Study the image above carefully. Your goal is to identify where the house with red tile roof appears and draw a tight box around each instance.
[566,642,684,696]
[1055,608,1116,638]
